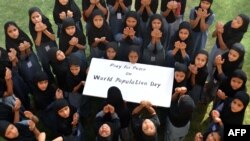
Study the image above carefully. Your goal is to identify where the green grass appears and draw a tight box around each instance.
[0,0,249,141]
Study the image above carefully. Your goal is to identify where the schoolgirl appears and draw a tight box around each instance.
[115,11,142,61]
[165,21,193,67]
[53,0,83,36]
[28,7,57,83]
[142,14,167,66]
[87,9,113,59]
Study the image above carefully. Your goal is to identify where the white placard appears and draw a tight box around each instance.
[83,58,174,107]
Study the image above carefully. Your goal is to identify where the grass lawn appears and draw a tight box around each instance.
[0,0,249,141]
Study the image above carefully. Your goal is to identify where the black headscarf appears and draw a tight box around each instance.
[59,17,86,53]
[135,0,158,22]
[87,9,113,50]
[189,50,208,87]
[216,14,249,49]
[193,0,214,32]
[169,95,195,127]
[105,86,131,128]
[219,69,247,98]
[82,0,107,21]
[144,14,166,53]
[220,91,249,125]
[214,43,245,80]
[0,47,11,97]
[119,11,141,39]
[28,7,55,44]
[128,45,141,63]
[173,62,188,91]
[33,71,56,111]
[65,54,87,93]
[0,103,14,122]
[169,21,193,63]
[104,42,118,60]
[4,21,33,58]
[53,0,81,24]
[107,0,132,15]
[160,0,178,23]
[0,121,36,141]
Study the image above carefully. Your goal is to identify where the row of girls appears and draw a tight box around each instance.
[0,0,250,141]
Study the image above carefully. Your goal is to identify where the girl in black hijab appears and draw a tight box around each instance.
[59,17,87,62]
[165,95,195,141]
[142,14,167,66]
[215,91,249,125]
[115,11,142,61]
[208,14,249,78]
[53,0,83,36]
[104,42,118,60]
[53,98,84,141]
[48,48,69,90]
[0,120,41,141]
[187,50,209,105]
[107,0,132,36]
[166,21,193,67]
[87,9,113,59]
[28,7,57,83]
[135,0,158,37]
[213,69,247,109]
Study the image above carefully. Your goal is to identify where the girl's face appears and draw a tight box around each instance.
[142,119,156,136]
[59,0,69,5]
[200,1,211,10]
[195,54,207,68]
[7,25,19,39]
[31,11,42,24]
[37,80,49,91]
[128,51,139,64]
[179,28,189,41]
[231,98,244,113]
[93,15,104,29]
[99,123,111,138]
[58,106,70,118]
[175,71,186,83]
[70,65,80,76]
[56,50,66,61]
[228,49,240,62]
[126,17,137,28]
[206,132,221,141]
[231,16,243,29]
[230,77,243,90]
[5,124,19,139]
[106,48,116,60]
[152,19,162,30]
[65,26,76,36]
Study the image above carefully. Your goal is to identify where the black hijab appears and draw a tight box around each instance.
[107,0,132,15]
[0,120,36,141]
[119,11,141,39]
[219,69,247,98]
[135,0,158,22]
[173,62,188,91]
[144,14,166,52]
[104,42,118,60]
[0,103,14,122]
[53,0,81,24]
[214,43,245,80]
[33,71,56,111]
[169,21,193,63]
[82,0,107,21]
[169,95,195,127]
[220,91,249,125]
[28,7,55,44]
[193,0,214,32]
[216,14,249,49]
[59,17,86,53]
[87,9,113,50]
[189,50,209,87]
[105,86,131,128]
[160,0,178,23]
[0,47,11,97]
[4,21,33,58]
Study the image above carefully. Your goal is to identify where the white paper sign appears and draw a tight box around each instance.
[83,58,174,107]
